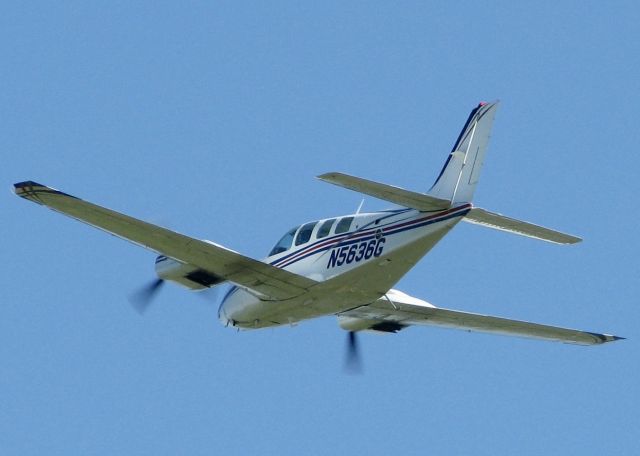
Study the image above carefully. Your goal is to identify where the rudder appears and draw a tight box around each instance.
[428,101,499,204]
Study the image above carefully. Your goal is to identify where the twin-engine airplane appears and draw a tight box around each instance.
[14,101,622,363]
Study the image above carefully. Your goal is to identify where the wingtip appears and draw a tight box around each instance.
[588,332,625,344]
[14,181,45,197]
[316,172,338,181]
[13,181,75,201]
[14,180,44,191]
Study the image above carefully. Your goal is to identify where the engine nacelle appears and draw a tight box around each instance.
[155,255,225,290]
[338,316,407,333]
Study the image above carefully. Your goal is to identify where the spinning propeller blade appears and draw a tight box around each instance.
[129,278,165,315]
[344,331,363,374]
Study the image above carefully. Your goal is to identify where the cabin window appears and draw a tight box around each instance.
[335,217,354,234]
[317,219,336,239]
[295,222,318,246]
[269,226,298,256]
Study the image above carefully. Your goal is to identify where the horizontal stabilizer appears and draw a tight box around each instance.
[463,207,582,244]
[317,172,451,211]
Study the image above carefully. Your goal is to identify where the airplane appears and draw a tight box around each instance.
[13,101,622,367]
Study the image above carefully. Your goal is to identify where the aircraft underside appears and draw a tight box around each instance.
[219,214,461,328]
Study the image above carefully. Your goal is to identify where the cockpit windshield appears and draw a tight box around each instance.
[268,226,298,256]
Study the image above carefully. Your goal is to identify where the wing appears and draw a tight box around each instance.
[339,290,622,345]
[14,181,317,300]
[464,207,581,244]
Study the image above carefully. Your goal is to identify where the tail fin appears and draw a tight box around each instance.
[428,101,499,204]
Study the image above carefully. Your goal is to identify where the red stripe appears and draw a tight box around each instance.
[274,204,471,268]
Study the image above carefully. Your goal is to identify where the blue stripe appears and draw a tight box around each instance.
[430,103,494,192]
[221,285,239,302]
[270,210,413,267]
[384,208,469,237]
[430,105,481,190]
[273,206,470,269]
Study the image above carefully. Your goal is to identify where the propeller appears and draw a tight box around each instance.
[344,331,363,374]
[129,278,165,315]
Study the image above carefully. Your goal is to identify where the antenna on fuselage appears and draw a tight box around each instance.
[355,198,365,215]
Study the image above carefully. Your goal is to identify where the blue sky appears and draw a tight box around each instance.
[2,1,639,454]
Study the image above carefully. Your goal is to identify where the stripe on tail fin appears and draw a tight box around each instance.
[429,101,499,204]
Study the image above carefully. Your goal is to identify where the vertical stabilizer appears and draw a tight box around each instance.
[428,102,499,204]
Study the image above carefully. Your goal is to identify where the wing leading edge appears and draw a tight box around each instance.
[340,290,622,345]
[14,181,317,300]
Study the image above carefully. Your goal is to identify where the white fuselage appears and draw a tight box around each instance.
[218,204,471,329]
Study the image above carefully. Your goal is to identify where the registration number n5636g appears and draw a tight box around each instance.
[326,238,386,269]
